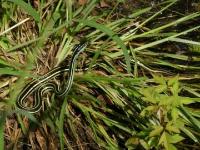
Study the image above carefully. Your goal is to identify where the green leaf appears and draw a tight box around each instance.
[158,95,172,106]
[168,75,179,86]
[166,121,180,133]
[171,107,179,122]
[155,85,167,93]
[141,88,158,104]
[125,137,139,147]
[139,139,150,150]
[140,105,157,117]
[149,125,163,137]
[168,134,184,144]
[159,132,177,150]
[168,144,177,150]
[152,74,166,85]
[8,0,40,22]
[159,132,167,149]
[168,75,180,95]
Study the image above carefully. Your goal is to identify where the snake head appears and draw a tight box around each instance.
[73,41,88,55]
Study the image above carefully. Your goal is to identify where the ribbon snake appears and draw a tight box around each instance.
[16,42,88,113]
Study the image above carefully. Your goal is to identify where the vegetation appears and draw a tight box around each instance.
[0,0,200,149]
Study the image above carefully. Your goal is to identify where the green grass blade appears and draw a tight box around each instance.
[0,18,30,36]
[170,37,200,46]
[105,24,200,58]
[17,114,27,134]
[180,127,199,142]
[179,106,200,132]
[122,0,177,39]
[0,68,29,76]
[7,37,41,52]
[73,100,133,134]
[59,99,68,150]
[133,25,200,52]
[124,12,200,41]
[81,0,98,20]
[0,59,13,67]
[0,113,6,150]
[8,0,40,22]
[66,0,72,22]
[79,19,131,73]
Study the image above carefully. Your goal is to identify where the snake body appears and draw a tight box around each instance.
[16,42,88,113]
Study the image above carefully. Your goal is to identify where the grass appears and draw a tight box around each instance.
[0,0,200,149]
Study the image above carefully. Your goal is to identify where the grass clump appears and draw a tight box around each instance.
[0,0,200,149]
